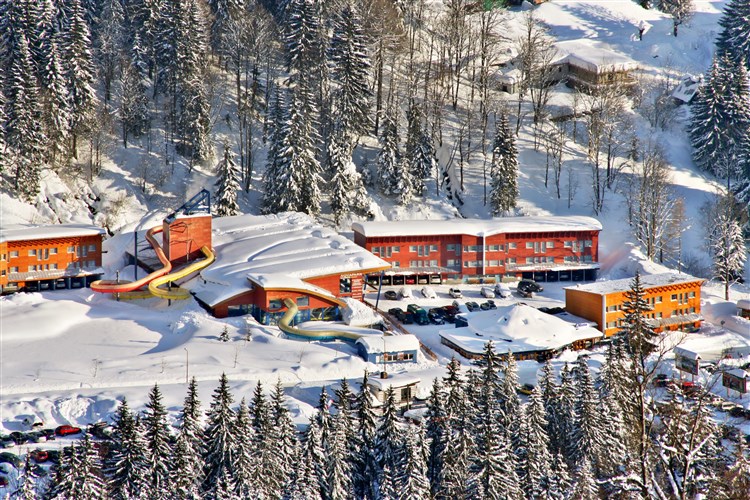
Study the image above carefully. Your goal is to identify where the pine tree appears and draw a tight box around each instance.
[328,1,372,140]
[716,0,750,68]
[570,356,608,476]
[143,383,173,497]
[353,372,379,500]
[555,363,577,464]
[270,379,299,494]
[14,455,40,500]
[400,424,431,499]
[300,416,326,500]
[376,109,402,196]
[202,373,237,496]
[490,112,519,215]
[96,0,126,103]
[376,387,404,498]
[425,378,448,495]
[206,0,244,55]
[571,456,600,500]
[6,30,46,201]
[171,377,204,498]
[234,397,260,498]
[328,131,371,226]
[326,410,353,499]
[59,434,108,499]
[64,0,97,157]
[710,438,750,499]
[215,143,242,217]
[107,398,150,500]
[713,212,748,300]
[407,127,439,197]
[120,36,151,147]
[521,386,553,498]
[0,76,8,177]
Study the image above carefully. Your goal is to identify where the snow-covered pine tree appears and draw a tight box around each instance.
[0,77,8,177]
[215,143,242,217]
[407,126,439,197]
[170,377,203,497]
[712,211,748,300]
[376,109,403,196]
[538,359,561,451]
[400,424,431,499]
[375,387,404,498]
[709,437,750,498]
[353,372,379,500]
[143,383,174,497]
[489,111,519,216]
[202,373,237,495]
[325,410,353,499]
[548,452,573,500]
[425,378,448,495]
[499,352,521,429]
[63,0,97,157]
[300,416,326,500]
[716,0,750,68]
[68,434,109,499]
[120,35,151,147]
[327,131,371,226]
[107,398,150,500]
[570,357,608,479]
[270,379,299,493]
[689,57,736,178]
[262,87,286,213]
[556,363,577,463]
[96,0,125,103]
[234,397,260,498]
[570,455,599,500]
[206,0,244,55]
[328,1,373,141]
[6,30,46,201]
[14,455,40,500]
[521,386,553,498]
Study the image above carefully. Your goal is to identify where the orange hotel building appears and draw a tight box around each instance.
[564,273,704,337]
[0,223,106,294]
[352,216,602,285]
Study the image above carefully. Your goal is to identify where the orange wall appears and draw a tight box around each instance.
[1,235,103,288]
[566,280,703,336]
[163,215,212,264]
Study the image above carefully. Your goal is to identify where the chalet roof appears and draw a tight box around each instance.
[356,334,420,354]
[565,273,703,296]
[0,223,106,244]
[352,216,602,238]
[367,373,421,390]
[552,40,639,74]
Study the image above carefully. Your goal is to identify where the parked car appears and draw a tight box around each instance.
[480,286,495,298]
[398,287,413,299]
[448,288,463,298]
[680,381,703,397]
[517,279,543,298]
[39,429,55,440]
[0,452,22,469]
[388,308,413,325]
[421,286,437,299]
[55,425,82,437]
[9,432,28,445]
[383,290,399,301]
[440,305,459,323]
[29,449,49,463]
[480,300,496,310]
[407,304,430,325]
[494,283,512,298]
[428,309,445,325]
[465,301,480,312]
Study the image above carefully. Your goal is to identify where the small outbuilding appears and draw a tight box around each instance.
[356,334,420,364]
[737,299,750,319]
[723,368,749,397]
[366,373,421,407]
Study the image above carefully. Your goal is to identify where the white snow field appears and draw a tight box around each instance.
[3,0,750,464]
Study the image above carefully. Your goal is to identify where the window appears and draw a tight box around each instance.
[88,260,96,268]
[9,267,19,273]
[296,296,310,307]
[50,263,58,270]
[372,246,380,255]
[392,246,400,253]
[486,244,502,252]
[409,245,417,252]
[507,258,516,264]
[268,299,283,310]
[508,242,517,249]
[430,245,438,252]
[28,249,37,257]
[688,291,696,299]
[88,244,96,252]
[564,256,574,263]
[526,257,535,264]
[671,294,678,301]
[447,259,460,268]
[583,255,592,262]
[689,307,695,313]
[28,265,37,271]
[447,244,456,252]
[67,246,75,254]
[488,260,502,267]
[585,240,593,247]
[655,296,662,303]
[340,278,352,294]
[606,321,617,329]
[0,254,4,261]
[430,260,438,267]
[10,251,18,258]
[564,241,572,248]
[546,241,554,248]
[392,262,400,268]
[526,242,534,249]
[50,247,58,255]
[0,271,4,276]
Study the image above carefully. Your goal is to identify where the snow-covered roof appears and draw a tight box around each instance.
[0,223,106,244]
[737,299,750,310]
[352,216,602,238]
[356,334,421,353]
[673,346,701,360]
[440,303,603,357]
[672,74,702,104]
[726,368,750,380]
[187,213,391,307]
[565,273,703,295]
[367,373,421,390]
[552,40,639,74]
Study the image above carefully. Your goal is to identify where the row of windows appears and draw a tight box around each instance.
[408,245,439,256]
[374,241,594,257]
[371,246,400,257]
[409,260,439,268]
[671,292,696,303]
[6,260,99,273]
[2,245,97,261]
[673,307,696,316]
[383,352,415,362]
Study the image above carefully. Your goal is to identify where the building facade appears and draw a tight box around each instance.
[352,216,601,285]
[564,273,704,337]
[0,224,106,294]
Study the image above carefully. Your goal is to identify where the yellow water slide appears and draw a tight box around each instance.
[147,246,215,299]
[278,291,366,341]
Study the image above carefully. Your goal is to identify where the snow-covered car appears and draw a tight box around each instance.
[383,290,399,300]
[448,288,463,298]
[494,283,512,298]
[398,287,413,299]
[480,286,495,298]
[421,286,437,299]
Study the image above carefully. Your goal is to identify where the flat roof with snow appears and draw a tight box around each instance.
[440,303,603,357]
[367,373,422,390]
[356,334,421,353]
[352,216,601,238]
[564,273,703,296]
[187,213,390,307]
[0,223,106,244]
